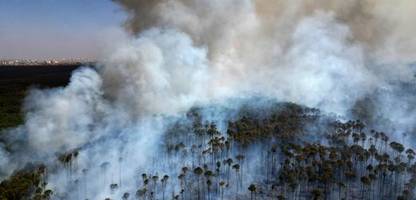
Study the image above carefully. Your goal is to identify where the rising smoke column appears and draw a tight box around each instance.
[114,0,416,137]
[0,0,415,199]
[115,0,416,63]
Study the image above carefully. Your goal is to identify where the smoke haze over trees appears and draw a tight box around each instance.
[1,0,416,199]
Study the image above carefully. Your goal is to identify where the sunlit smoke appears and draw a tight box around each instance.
[0,0,416,199]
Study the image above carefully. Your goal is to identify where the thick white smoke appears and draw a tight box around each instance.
[24,68,104,155]
[0,0,415,199]
[101,29,210,116]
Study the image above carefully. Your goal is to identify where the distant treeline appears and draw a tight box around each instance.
[0,64,83,130]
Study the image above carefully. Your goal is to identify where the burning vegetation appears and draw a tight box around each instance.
[1,1,416,200]
[3,102,415,200]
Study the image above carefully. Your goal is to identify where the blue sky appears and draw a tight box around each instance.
[0,0,126,59]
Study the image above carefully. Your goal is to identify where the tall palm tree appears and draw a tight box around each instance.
[194,167,204,200]
[216,161,221,175]
[360,176,371,199]
[100,162,110,188]
[248,184,256,200]
[161,175,169,200]
[224,158,233,183]
[406,148,415,164]
[236,154,245,188]
[206,179,212,200]
[178,173,185,199]
[118,157,123,187]
[219,181,226,200]
[232,164,241,194]
[152,175,159,198]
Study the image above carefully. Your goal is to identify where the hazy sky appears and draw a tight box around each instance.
[0,0,126,60]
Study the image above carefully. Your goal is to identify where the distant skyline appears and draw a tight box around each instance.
[0,0,126,60]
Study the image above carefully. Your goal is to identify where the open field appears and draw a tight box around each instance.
[0,65,81,130]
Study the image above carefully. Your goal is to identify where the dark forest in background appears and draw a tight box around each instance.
[0,65,81,130]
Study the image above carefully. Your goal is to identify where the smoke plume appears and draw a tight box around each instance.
[0,0,415,199]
